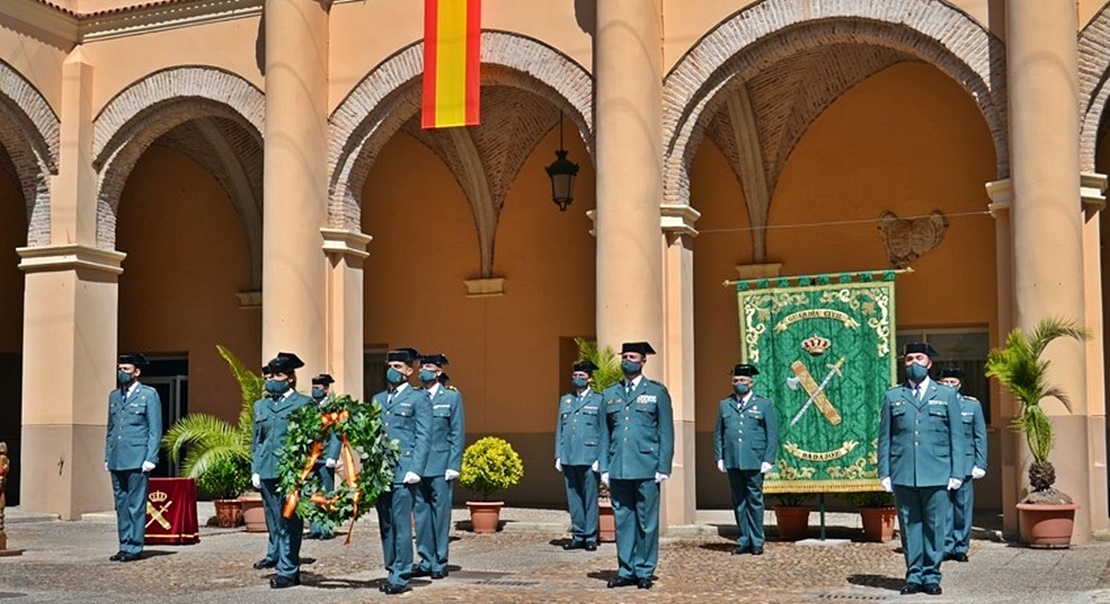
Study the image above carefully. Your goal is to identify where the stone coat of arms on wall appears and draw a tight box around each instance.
[876,210,949,268]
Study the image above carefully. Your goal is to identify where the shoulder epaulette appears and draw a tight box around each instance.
[446,385,458,391]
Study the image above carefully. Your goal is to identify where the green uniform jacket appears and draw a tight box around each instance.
[251,391,313,479]
[105,383,162,471]
[878,380,966,487]
[422,385,464,476]
[714,393,779,470]
[957,395,987,477]
[374,384,432,483]
[554,389,605,466]
[599,378,674,480]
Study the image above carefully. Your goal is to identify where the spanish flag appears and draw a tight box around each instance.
[422,0,481,129]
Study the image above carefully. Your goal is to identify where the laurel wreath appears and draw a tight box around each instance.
[277,393,398,541]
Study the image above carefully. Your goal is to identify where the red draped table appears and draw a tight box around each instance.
[145,477,200,545]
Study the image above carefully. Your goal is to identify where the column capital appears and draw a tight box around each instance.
[17,244,125,275]
[660,204,702,237]
[1081,172,1107,214]
[985,178,1012,218]
[320,228,372,260]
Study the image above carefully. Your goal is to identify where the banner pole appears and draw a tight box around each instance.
[722,266,914,288]
[819,493,826,541]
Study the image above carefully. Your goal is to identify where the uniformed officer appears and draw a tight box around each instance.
[714,363,779,555]
[374,348,432,595]
[878,342,966,596]
[555,360,604,551]
[105,353,162,562]
[938,366,987,563]
[250,352,313,589]
[599,342,674,590]
[413,353,465,580]
[306,373,341,540]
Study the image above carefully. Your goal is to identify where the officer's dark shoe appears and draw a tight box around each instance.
[117,552,141,562]
[431,570,448,580]
[382,583,411,595]
[899,583,922,595]
[637,578,653,590]
[411,567,432,578]
[270,575,300,589]
[952,552,969,562]
[730,546,750,555]
[922,584,942,596]
[607,576,637,588]
[304,533,320,540]
[751,547,764,555]
[562,540,586,550]
[584,542,597,551]
[109,551,124,562]
[253,558,277,570]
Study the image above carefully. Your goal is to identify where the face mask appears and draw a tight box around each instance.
[311,386,326,401]
[386,367,406,385]
[419,369,437,383]
[117,371,133,387]
[733,383,751,396]
[572,376,589,390]
[621,360,642,376]
[264,379,289,395]
[906,363,929,383]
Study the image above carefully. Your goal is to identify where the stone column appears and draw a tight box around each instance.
[1005,1,1105,542]
[321,229,372,399]
[594,0,664,360]
[17,48,119,519]
[660,205,700,526]
[262,0,330,374]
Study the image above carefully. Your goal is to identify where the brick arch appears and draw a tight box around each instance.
[93,66,265,249]
[0,59,60,246]
[1080,4,1110,172]
[328,30,593,230]
[662,0,1007,206]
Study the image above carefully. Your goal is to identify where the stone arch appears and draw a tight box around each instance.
[0,59,60,247]
[1079,4,1110,172]
[662,0,1008,207]
[328,30,594,231]
[92,66,266,288]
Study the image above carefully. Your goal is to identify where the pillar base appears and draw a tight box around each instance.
[20,424,112,519]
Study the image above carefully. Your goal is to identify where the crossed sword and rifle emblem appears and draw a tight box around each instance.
[145,493,172,530]
[786,356,845,428]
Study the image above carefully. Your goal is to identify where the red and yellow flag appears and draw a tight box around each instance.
[422,0,481,129]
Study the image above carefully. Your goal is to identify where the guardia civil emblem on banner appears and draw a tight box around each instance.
[736,272,898,493]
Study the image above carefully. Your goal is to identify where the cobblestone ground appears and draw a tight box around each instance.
[2,511,1109,603]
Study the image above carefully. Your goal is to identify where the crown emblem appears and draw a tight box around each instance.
[801,335,831,356]
[149,490,168,503]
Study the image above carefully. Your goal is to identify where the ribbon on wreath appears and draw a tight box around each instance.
[282,410,363,544]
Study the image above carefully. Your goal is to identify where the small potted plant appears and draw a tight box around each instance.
[985,316,1090,547]
[574,337,621,542]
[459,436,525,533]
[842,490,896,542]
[771,492,811,541]
[196,455,251,527]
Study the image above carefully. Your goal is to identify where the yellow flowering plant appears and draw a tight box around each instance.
[459,436,525,501]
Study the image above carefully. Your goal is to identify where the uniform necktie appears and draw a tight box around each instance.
[387,389,396,405]
[912,384,921,400]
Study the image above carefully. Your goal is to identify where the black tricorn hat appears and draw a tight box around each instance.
[118,353,148,366]
[264,351,305,374]
[419,353,450,367]
[573,360,599,373]
[621,341,656,356]
[902,342,938,358]
[437,372,450,384]
[311,373,335,386]
[386,347,421,364]
[939,366,963,380]
[732,363,759,377]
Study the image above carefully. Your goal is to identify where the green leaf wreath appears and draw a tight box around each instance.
[277,394,399,537]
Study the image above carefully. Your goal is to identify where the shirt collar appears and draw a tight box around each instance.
[425,383,440,398]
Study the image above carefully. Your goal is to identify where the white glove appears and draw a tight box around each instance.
[445,469,459,481]
[105,462,109,471]
[591,460,599,472]
[600,472,609,486]
[760,462,773,474]
[716,459,726,473]
[654,472,669,484]
[972,466,986,480]
[403,471,421,485]
[880,477,893,493]
[554,458,562,472]
[947,477,963,491]
[141,461,156,473]
[325,458,336,468]
[251,473,261,489]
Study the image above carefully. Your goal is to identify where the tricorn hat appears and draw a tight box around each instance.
[572,360,599,374]
[621,341,656,356]
[902,342,938,358]
[732,363,759,377]
[419,353,450,367]
[311,373,335,386]
[386,347,421,364]
[118,353,148,367]
[263,351,305,374]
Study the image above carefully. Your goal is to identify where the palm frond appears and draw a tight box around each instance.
[161,413,249,476]
[217,344,263,417]
[574,338,623,392]
[1028,318,1091,358]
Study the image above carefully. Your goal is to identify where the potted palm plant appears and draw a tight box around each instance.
[573,338,622,542]
[985,316,1091,548]
[459,436,525,533]
[162,345,264,530]
[842,490,896,542]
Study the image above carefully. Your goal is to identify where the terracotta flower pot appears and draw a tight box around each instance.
[213,498,243,528]
[239,493,267,533]
[859,506,897,542]
[1017,502,1080,548]
[598,499,616,543]
[773,506,810,541]
[467,501,504,533]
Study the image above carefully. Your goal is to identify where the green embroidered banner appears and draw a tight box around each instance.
[736,272,898,493]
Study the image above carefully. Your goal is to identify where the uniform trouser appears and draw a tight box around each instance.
[110,469,148,555]
[944,475,974,555]
[563,465,599,545]
[376,482,417,587]
[727,469,765,549]
[414,474,453,574]
[260,478,303,579]
[609,478,660,580]
[893,484,947,586]
[308,463,336,538]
